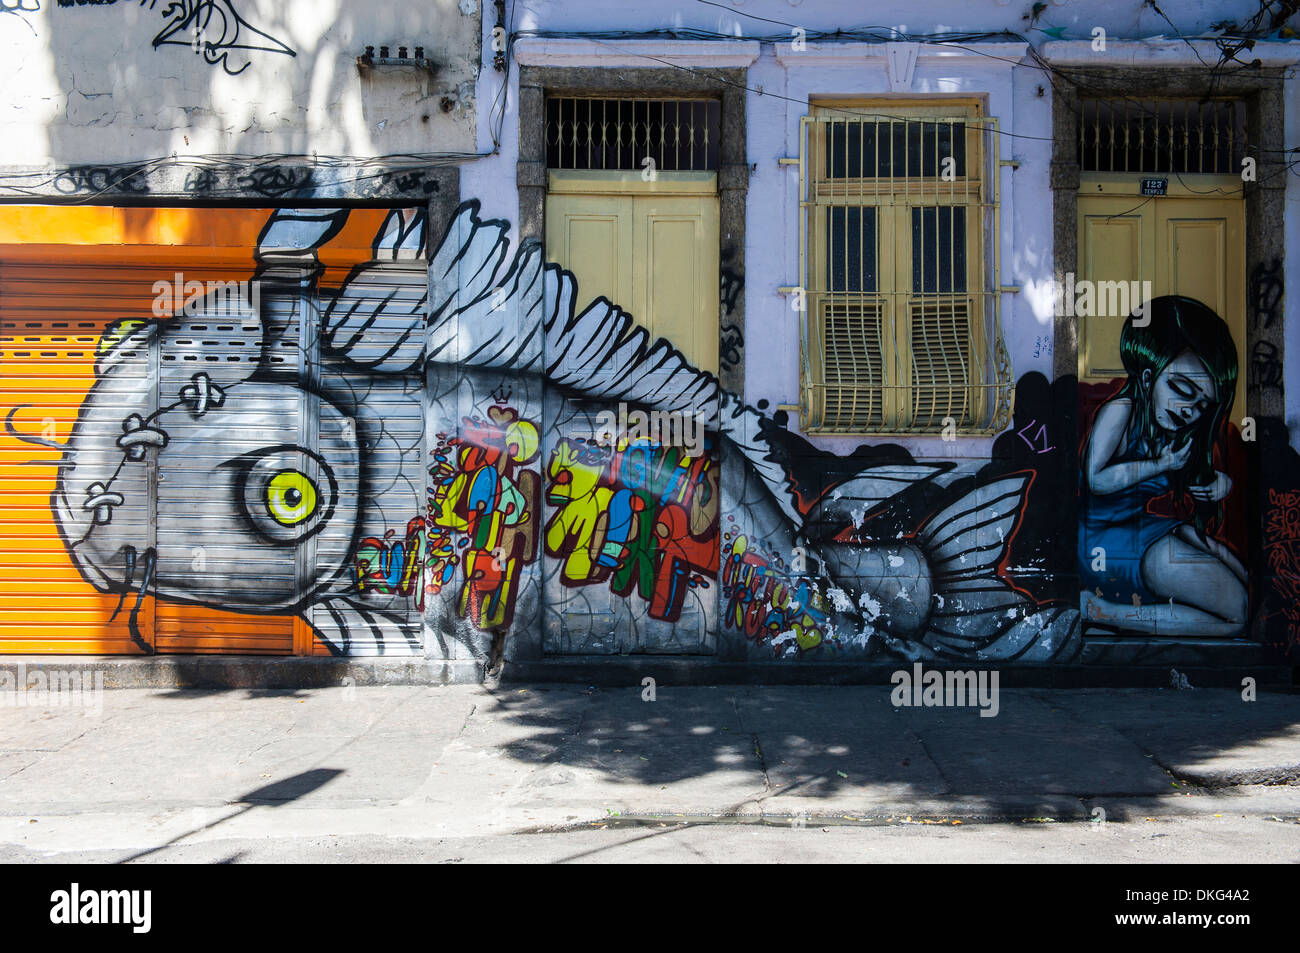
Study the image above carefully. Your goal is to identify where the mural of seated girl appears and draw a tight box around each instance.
[1078,295,1247,637]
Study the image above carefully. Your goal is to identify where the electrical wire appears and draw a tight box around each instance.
[0,0,522,204]
[2,3,1296,202]
[513,23,1300,174]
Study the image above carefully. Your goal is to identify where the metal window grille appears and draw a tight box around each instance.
[1078,99,1246,174]
[799,105,1011,435]
[544,97,720,171]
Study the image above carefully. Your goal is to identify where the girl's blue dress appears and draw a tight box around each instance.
[1077,471,1181,602]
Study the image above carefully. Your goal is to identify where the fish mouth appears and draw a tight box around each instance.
[57,503,155,653]
[54,483,146,595]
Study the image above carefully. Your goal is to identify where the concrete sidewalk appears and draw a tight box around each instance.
[0,684,1298,859]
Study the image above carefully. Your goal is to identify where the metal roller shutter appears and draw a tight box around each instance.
[0,262,159,652]
[0,206,427,656]
[309,250,429,656]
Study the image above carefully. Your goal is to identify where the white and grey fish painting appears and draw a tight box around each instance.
[45,207,429,655]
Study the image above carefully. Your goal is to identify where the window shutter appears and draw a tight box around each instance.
[815,298,885,431]
[909,297,972,429]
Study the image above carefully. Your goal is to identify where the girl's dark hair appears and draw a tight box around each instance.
[1115,295,1237,536]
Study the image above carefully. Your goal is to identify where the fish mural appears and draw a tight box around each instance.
[49,207,429,655]
[37,200,1087,662]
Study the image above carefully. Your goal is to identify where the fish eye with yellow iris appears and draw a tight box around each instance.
[228,444,341,547]
[266,470,319,527]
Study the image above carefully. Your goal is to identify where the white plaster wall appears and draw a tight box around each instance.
[460,5,520,249]
[0,0,481,165]
[473,0,1258,38]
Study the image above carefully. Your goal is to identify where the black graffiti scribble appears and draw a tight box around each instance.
[147,0,296,76]
[719,323,743,371]
[182,167,218,194]
[378,170,433,194]
[720,267,743,316]
[1251,257,1282,329]
[1250,340,1283,391]
[53,165,151,194]
[1257,417,1300,661]
[236,166,314,197]
[718,265,744,371]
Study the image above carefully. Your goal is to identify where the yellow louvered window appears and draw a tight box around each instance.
[798,100,1011,435]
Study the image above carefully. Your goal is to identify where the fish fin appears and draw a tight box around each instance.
[803,465,945,537]
[372,208,428,260]
[428,200,512,326]
[312,597,422,657]
[919,476,1030,576]
[322,261,429,372]
[255,208,350,262]
[922,592,1082,662]
[903,476,1083,662]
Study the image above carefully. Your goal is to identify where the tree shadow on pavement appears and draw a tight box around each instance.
[476,682,1300,824]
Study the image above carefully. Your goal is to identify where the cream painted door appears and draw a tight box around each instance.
[545,172,719,373]
[1077,191,1246,417]
[542,172,721,656]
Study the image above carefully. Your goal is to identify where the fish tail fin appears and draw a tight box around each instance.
[919,476,1030,581]
[914,475,1082,662]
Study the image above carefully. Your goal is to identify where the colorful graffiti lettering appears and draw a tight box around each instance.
[544,434,718,623]
[354,516,428,611]
[426,403,540,631]
[721,531,830,654]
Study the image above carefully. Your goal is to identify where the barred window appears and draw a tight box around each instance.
[545,97,720,172]
[1078,98,1245,175]
[799,100,1008,435]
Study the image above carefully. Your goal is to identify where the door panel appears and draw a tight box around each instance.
[1079,205,1150,381]
[543,179,720,656]
[544,194,633,316]
[634,195,720,373]
[1159,207,1245,419]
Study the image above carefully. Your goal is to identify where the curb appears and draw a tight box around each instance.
[0,656,486,689]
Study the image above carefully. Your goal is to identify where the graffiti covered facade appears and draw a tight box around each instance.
[0,0,1297,679]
